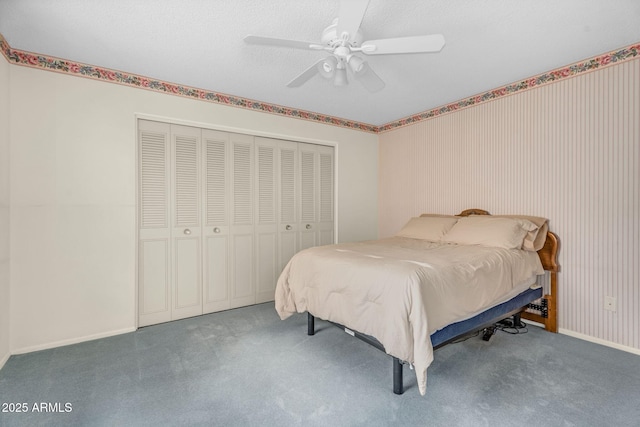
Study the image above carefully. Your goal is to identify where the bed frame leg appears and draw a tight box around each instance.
[393,357,404,395]
[307,313,315,336]
[513,312,522,327]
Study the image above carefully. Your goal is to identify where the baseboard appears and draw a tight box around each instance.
[558,328,640,356]
[0,351,9,370]
[11,327,137,355]
[521,320,640,356]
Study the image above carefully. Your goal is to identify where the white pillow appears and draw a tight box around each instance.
[396,216,459,242]
[483,214,548,251]
[441,216,537,249]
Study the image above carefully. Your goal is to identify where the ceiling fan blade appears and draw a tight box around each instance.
[361,34,445,55]
[286,59,325,88]
[244,35,320,50]
[352,62,385,93]
[336,0,370,42]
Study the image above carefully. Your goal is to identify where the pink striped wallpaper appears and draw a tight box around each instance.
[379,58,639,350]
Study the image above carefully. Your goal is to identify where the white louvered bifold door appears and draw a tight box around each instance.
[139,120,334,326]
[171,125,203,320]
[138,120,172,327]
[202,129,231,314]
[278,140,299,274]
[255,138,279,303]
[298,143,335,250]
[230,133,255,308]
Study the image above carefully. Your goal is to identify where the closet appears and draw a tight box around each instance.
[137,120,334,327]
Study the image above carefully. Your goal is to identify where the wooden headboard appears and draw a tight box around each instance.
[457,208,560,332]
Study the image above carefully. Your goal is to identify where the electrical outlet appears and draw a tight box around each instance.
[604,296,617,312]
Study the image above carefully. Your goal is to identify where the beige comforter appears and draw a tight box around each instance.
[275,237,544,395]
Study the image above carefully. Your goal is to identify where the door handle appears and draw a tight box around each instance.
[213,227,221,233]
[285,225,292,230]
[306,224,312,230]
[183,229,191,235]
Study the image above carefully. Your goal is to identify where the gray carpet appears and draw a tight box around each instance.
[1,303,639,427]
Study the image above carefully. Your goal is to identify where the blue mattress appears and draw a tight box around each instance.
[430,286,543,348]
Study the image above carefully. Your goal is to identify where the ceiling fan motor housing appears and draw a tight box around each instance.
[321,20,364,48]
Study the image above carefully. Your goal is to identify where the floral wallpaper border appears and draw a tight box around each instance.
[1,32,638,134]
[0,33,378,133]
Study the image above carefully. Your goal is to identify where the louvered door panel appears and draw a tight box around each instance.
[140,131,168,229]
[257,145,276,223]
[205,137,227,225]
[230,133,255,308]
[233,141,253,225]
[300,149,316,223]
[174,135,199,227]
[299,144,318,250]
[171,125,202,320]
[278,140,298,273]
[280,147,296,224]
[255,138,278,303]
[318,146,335,246]
[202,130,230,313]
[138,120,172,327]
[319,153,334,222]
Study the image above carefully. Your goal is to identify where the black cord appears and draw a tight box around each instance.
[494,318,528,335]
[448,318,528,346]
[450,330,481,344]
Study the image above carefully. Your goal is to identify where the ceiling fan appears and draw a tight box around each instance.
[244,0,445,93]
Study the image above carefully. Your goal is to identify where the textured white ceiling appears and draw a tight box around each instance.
[1,0,639,126]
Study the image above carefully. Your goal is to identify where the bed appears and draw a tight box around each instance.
[275,209,560,395]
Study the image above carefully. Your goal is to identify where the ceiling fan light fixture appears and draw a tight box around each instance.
[347,55,365,74]
[318,56,338,78]
[334,68,348,86]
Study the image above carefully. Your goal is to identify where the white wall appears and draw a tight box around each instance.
[0,47,10,368]
[9,65,379,353]
[379,58,640,351]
